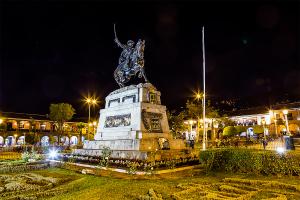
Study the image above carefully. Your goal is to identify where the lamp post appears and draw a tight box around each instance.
[93,121,97,135]
[283,109,290,135]
[195,92,203,143]
[85,98,97,140]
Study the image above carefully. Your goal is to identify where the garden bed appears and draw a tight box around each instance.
[0,160,56,174]
[59,153,199,174]
[51,160,198,175]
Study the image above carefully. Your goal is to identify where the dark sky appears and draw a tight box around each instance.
[0,0,299,117]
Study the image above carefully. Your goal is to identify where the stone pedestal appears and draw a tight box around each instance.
[74,83,185,160]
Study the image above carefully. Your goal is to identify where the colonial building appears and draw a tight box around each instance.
[0,112,93,146]
[182,102,300,140]
[228,102,300,136]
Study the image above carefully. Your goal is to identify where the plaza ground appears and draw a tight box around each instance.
[2,167,300,200]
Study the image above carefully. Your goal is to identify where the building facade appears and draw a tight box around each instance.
[229,102,300,136]
[0,112,92,146]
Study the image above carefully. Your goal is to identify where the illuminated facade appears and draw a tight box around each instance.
[0,112,89,146]
[229,102,300,136]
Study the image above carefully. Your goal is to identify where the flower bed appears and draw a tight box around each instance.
[0,172,73,200]
[59,154,199,172]
[0,160,53,174]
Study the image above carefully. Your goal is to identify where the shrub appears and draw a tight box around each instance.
[99,147,112,167]
[235,125,247,134]
[21,148,43,162]
[223,126,237,137]
[21,151,31,162]
[199,148,300,176]
[127,161,139,175]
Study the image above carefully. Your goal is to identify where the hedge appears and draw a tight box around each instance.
[199,148,300,176]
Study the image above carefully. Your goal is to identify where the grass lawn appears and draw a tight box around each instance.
[1,167,300,200]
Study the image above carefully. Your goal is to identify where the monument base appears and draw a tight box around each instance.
[75,83,186,160]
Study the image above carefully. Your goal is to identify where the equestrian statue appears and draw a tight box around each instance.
[113,24,148,87]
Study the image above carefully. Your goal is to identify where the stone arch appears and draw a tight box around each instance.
[60,136,70,146]
[5,136,15,146]
[17,136,25,145]
[70,136,78,145]
[217,129,223,139]
[41,136,50,146]
[0,136,4,145]
[247,127,254,136]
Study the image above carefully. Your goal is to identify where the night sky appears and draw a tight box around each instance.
[0,0,299,118]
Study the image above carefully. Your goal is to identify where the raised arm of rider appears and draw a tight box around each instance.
[114,38,125,49]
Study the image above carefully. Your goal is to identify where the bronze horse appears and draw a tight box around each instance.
[114,39,148,87]
[113,25,148,87]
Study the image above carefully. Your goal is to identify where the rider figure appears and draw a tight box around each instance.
[114,38,135,72]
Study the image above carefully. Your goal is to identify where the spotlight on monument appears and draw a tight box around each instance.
[49,149,58,160]
[276,147,285,154]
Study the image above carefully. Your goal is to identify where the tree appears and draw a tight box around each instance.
[185,99,221,140]
[223,126,237,137]
[49,103,75,144]
[185,100,202,119]
[167,110,186,138]
[76,122,86,146]
[206,103,220,140]
[25,132,39,145]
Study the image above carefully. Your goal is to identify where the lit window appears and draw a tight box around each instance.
[149,93,156,104]
[41,124,46,130]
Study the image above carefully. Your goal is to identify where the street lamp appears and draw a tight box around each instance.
[194,91,203,143]
[85,97,98,140]
[195,93,202,100]
[283,109,290,135]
